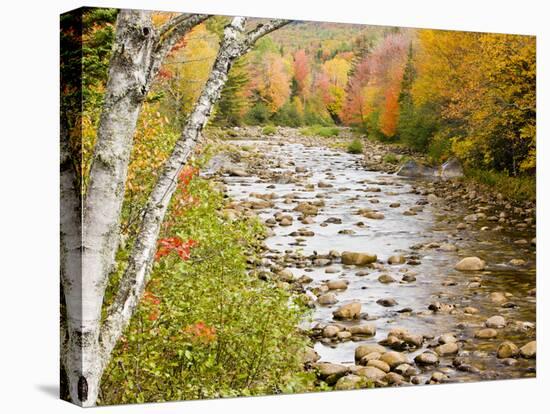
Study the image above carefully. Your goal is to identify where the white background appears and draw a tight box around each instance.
[0,0,546,412]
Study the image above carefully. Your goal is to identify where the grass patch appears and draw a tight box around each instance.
[299,124,340,138]
[347,138,364,154]
[262,125,277,135]
[383,153,399,164]
[465,168,536,202]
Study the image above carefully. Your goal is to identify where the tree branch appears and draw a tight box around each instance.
[245,19,291,46]
[149,14,211,84]
[100,16,293,357]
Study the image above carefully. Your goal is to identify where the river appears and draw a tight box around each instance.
[220,136,536,386]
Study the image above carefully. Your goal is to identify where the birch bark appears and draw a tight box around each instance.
[60,9,209,406]
[61,12,289,406]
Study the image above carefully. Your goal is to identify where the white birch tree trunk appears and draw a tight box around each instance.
[60,9,209,406]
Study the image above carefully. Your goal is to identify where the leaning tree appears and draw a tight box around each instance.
[60,9,289,406]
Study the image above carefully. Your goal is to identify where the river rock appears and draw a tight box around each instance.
[385,372,405,384]
[226,165,247,177]
[322,325,341,338]
[520,341,536,359]
[440,157,463,179]
[315,362,349,383]
[333,302,361,320]
[359,352,382,365]
[378,274,396,284]
[490,292,508,304]
[297,275,313,284]
[509,258,526,266]
[475,328,498,339]
[318,292,338,305]
[430,371,449,383]
[388,255,406,265]
[438,333,457,344]
[279,217,293,226]
[277,269,295,282]
[380,351,408,368]
[325,266,340,274]
[497,341,519,359]
[355,366,386,381]
[300,347,320,364]
[435,342,459,356]
[327,279,348,290]
[334,374,366,390]
[485,315,506,329]
[349,323,376,336]
[250,198,275,209]
[367,359,390,373]
[401,274,416,283]
[402,333,424,348]
[355,344,387,361]
[439,243,458,252]
[427,193,439,204]
[415,352,439,366]
[394,363,416,376]
[377,298,397,307]
[293,202,318,216]
[341,251,377,265]
[396,160,435,178]
[454,257,486,271]
[464,306,479,314]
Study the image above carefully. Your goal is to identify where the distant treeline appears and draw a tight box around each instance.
[81,11,535,176]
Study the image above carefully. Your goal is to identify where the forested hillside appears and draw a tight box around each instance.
[80,12,535,184]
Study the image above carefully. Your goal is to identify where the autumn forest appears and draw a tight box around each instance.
[60,8,536,407]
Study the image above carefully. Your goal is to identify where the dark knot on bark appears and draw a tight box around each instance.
[77,376,88,402]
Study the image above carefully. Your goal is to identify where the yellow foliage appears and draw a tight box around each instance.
[414,29,536,172]
[323,57,351,88]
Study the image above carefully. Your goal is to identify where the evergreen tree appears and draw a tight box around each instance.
[213,57,250,126]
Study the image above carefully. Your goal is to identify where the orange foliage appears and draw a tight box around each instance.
[155,237,197,261]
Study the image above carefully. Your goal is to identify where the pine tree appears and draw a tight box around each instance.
[213,57,250,126]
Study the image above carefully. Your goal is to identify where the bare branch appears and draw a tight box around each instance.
[245,19,291,46]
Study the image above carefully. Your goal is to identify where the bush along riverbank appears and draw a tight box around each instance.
[99,162,324,404]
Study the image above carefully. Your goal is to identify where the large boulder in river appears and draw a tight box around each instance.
[314,362,349,384]
[335,374,367,390]
[379,351,408,368]
[355,344,387,361]
[485,315,506,329]
[454,257,486,271]
[439,157,464,179]
[300,346,321,364]
[396,160,435,178]
[293,202,319,216]
[497,341,519,359]
[349,323,376,337]
[333,302,361,320]
[354,366,386,381]
[341,251,377,266]
[318,292,338,305]
[520,341,536,359]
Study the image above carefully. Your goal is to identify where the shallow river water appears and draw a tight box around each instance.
[221,139,536,385]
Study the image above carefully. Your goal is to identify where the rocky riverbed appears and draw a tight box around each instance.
[205,127,536,390]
